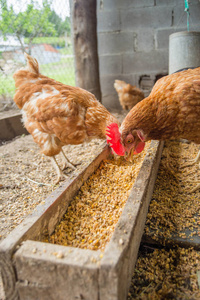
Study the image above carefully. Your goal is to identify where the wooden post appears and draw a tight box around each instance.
[72,0,102,102]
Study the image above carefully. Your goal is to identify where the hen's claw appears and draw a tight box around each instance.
[61,149,76,170]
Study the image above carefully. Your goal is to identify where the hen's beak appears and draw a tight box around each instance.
[125,147,135,161]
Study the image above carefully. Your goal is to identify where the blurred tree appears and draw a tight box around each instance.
[48,11,71,37]
[0,0,57,54]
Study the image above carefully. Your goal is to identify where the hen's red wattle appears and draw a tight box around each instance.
[134,141,145,154]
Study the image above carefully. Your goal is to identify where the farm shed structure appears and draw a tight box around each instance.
[2,44,61,65]
[0,35,23,52]
[71,0,200,110]
[14,44,61,64]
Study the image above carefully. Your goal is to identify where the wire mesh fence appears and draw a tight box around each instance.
[0,0,75,112]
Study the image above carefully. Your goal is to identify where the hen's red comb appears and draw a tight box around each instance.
[106,123,125,156]
[106,123,120,143]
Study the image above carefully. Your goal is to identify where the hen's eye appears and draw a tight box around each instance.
[127,139,132,144]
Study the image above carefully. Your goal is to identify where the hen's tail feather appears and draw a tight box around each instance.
[24,52,39,75]
[13,53,40,109]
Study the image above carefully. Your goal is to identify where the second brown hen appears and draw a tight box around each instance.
[108,68,200,192]
[119,68,200,157]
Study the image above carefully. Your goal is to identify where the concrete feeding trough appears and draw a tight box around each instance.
[0,112,28,142]
[0,113,164,300]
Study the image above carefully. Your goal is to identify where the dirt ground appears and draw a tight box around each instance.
[0,134,108,239]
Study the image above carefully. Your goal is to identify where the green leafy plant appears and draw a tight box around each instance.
[0,0,57,54]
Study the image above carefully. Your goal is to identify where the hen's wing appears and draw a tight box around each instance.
[22,85,89,150]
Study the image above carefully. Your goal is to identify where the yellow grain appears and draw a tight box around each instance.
[43,141,151,250]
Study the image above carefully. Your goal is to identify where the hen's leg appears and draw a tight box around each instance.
[61,149,76,170]
[50,156,68,184]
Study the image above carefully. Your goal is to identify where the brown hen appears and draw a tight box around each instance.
[119,68,200,154]
[114,79,144,110]
[13,53,119,183]
[108,68,200,191]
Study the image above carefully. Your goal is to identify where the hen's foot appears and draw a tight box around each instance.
[61,149,76,170]
[55,172,68,184]
[51,156,68,184]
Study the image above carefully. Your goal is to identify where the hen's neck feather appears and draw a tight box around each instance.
[122,67,200,143]
[122,92,180,141]
[85,103,118,139]
[123,96,156,136]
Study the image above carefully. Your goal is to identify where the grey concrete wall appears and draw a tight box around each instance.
[97,0,200,109]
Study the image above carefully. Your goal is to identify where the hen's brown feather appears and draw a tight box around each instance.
[114,80,144,110]
[13,54,119,156]
[121,68,200,145]
[13,54,119,181]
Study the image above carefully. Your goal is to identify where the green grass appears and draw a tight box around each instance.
[0,35,75,104]
[25,36,64,44]
[0,55,75,103]
[0,74,15,98]
[59,45,74,55]
[40,57,75,86]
